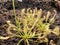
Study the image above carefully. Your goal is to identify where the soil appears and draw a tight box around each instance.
[0,0,60,45]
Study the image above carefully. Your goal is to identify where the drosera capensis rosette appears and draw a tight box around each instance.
[0,9,59,44]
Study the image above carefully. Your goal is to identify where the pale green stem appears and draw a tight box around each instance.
[12,0,21,30]
[17,39,23,45]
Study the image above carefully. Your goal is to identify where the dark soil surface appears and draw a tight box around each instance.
[0,0,60,45]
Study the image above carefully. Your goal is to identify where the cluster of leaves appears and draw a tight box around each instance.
[4,0,59,45]
[6,0,59,45]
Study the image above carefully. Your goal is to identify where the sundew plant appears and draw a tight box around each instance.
[11,0,42,45]
[11,0,59,44]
